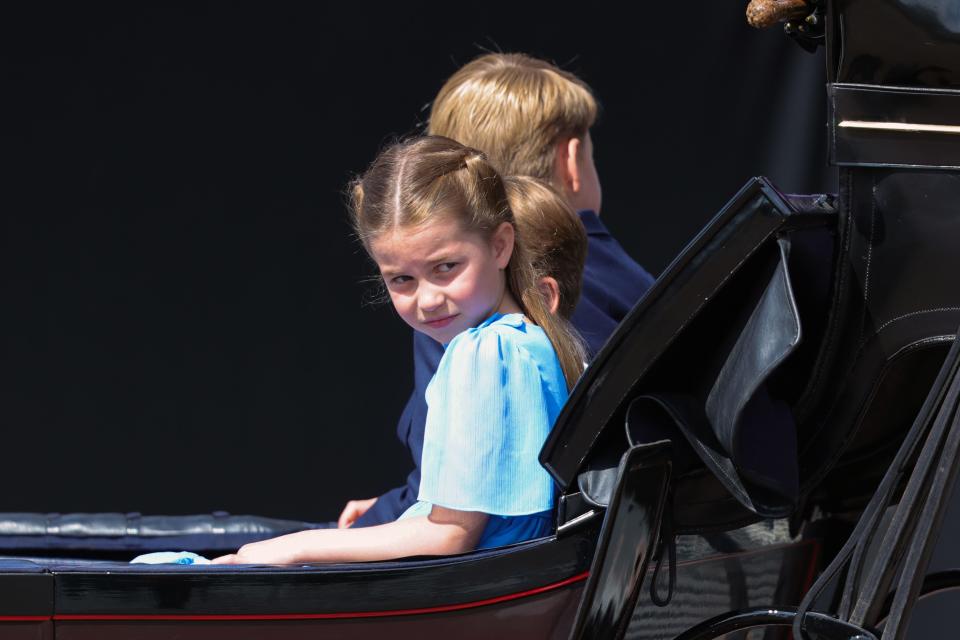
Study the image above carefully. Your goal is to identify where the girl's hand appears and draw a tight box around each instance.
[211,532,307,565]
[337,497,378,528]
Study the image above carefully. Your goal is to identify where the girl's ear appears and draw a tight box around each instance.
[491,221,515,269]
[537,276,561,315]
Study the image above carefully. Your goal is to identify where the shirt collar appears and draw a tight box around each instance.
[577,209,609,237]
[443,312,524,347]
[478,312,524,329]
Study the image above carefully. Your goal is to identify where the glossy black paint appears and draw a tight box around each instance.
[773,6,960,640]
[0,622,52,640]
[51,532,594,616]
[51,590,583,640]
[675,607,878,640]
[674,606,799,640]
[830,83,960,170]
[799,167,960,507]
[0,520,819,639]
[830,0,960,89]
[0,561,51,617]
[628,537,818,639]
[569,443,671,640]
[784,1,960,519]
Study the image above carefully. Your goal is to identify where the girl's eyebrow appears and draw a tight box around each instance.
[424,246,463,263]
[379,266,412,279]
[378,249,460,277]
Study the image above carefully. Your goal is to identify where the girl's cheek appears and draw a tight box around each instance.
[387,292,410,315]
[445,280,473,305]
[453,266,482,293]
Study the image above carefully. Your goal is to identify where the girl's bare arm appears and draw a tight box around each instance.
[211,506,487,564]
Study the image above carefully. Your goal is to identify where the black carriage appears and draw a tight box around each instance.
[2,2,959,638]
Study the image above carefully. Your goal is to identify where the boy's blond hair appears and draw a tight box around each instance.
[428,53,598,182]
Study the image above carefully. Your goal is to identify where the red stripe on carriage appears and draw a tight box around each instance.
[37,571,590,622]
[802,539,822,594]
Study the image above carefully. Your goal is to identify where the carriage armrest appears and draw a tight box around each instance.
[0,512,319,556]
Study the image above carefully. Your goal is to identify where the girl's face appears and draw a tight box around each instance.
[369,218,516,344]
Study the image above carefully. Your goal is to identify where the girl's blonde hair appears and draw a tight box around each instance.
[350,136,586,390]
[504,176,587,320]
[428,53,598,183]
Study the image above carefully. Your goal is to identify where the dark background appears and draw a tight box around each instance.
[1,3,834,521]
[7,4,960,632]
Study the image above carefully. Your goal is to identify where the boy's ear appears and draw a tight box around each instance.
[553,136,583,196]
[537,276,561,315]
[491,221,515,269]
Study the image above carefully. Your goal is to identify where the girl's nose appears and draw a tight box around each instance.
[418,286,444,312]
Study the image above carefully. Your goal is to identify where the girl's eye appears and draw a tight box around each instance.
[389,275,413,286]
[436,262,458,274]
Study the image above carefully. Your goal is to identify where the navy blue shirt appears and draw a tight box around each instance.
[354,210,655,526]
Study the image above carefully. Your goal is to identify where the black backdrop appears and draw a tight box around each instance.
[1,3,834,521]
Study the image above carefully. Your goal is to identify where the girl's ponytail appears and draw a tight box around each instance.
[502,175,587,390]
[507,243,586,391]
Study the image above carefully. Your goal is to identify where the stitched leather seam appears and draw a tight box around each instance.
[797,171,858,469]
[799,171,853,420]
[874,308,960,336]
[859,174,877,347]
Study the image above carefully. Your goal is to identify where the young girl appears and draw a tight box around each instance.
[212,137,585,564]
[335,175,589,530]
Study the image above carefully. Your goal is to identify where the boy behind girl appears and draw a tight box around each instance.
[341,53,655,529]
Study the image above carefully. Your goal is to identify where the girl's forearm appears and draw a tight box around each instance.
[298,517,470,562]
[222,514,482,565]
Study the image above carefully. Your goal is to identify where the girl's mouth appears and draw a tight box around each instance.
[424,314,459,329]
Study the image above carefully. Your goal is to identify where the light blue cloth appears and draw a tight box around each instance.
[130,551,211,565]
[399,312,568,549]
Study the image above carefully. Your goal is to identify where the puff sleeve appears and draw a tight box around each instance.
[417,322,560,516]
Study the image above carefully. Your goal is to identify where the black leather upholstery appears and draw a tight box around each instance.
[0,512,318,554]
[543,178,838,527]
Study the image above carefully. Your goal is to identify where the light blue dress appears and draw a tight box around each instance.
[398,312,568,549]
